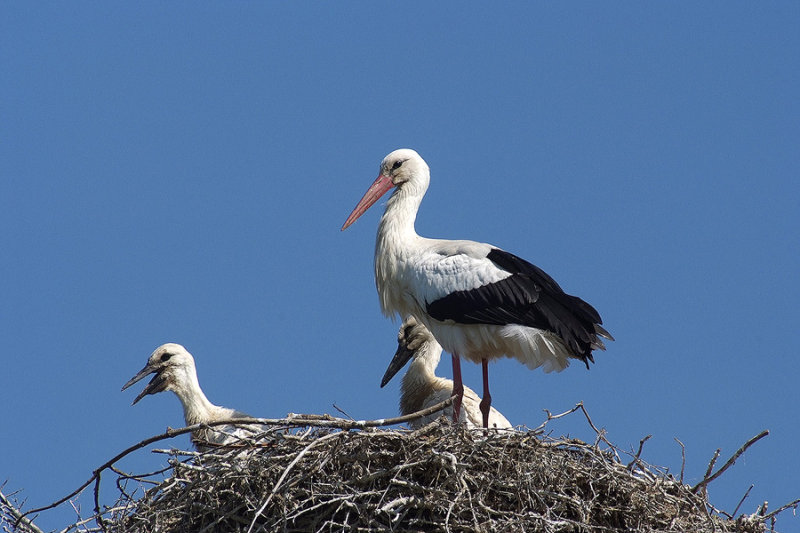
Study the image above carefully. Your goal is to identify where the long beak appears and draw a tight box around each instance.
[341,174,394,230]
[380,342,415,388]
[122,364,166,405]
[122,364,153,391]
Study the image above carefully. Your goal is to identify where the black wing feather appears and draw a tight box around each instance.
[426,248,611,366]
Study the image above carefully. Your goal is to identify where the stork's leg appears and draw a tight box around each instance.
[479,358,491,429]
[451,354,464,423]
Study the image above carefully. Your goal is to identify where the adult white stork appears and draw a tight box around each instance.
[122,343,266,451]
[342,149,613,428]
[382,316,512,430]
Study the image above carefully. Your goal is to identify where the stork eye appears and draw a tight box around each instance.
[160,353,173,362]
[392,159,405,170]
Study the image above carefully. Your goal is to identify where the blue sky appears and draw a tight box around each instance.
[2,3,798,531]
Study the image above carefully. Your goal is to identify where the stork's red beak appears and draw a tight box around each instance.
[341,174,395,230]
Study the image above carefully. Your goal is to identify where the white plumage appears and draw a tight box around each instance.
[382,316,512,430]
[343,149,613,427]
[122,343,265,450]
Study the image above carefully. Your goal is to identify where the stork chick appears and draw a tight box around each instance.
[382,316,512,430]
[122,343,264,450]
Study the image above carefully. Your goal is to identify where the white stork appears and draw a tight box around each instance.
[122,343,265,450]
[382,316,512,430]
[342,149,613,428]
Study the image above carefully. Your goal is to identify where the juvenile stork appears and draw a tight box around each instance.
[382,316,512,430]
[342,149,613,428]
[122,343,264,450]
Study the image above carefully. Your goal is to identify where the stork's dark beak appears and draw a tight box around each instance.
[122,363,152,391]
[380,342,415,388]
[122,364,167,405]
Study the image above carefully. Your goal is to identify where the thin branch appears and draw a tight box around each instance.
[534,403,583,432]
[626,434,652,472]
[731,484,754,517]
[762,498,799,521]
[698,448,720,496]
[92,471,108,533]
[0,488,46,533]
[279,395,455,429]
[674,437,686,484]
[66,500,85,533]
[246,431,341,533]
[58,506,128,533]
[692,430,770,494]
[20,424,198,520]
[332,404,355,421]
[576,402,615,450]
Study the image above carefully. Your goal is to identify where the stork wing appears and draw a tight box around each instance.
[426,248,610,360]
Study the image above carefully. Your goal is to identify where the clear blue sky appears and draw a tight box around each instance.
[2,3,798,531]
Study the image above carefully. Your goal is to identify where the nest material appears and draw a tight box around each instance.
[98,423,767,533]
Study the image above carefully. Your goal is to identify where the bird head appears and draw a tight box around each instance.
[121,343,196,405]
[380,315,437,387]
[341,148,429,230]
[379,149,427,186]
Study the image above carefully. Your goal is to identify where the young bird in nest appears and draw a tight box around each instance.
[382,317,513,430]
[122,343,267,450]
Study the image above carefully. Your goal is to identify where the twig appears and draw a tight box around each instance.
[698,448,720,496]
[277,395,456,429]
[58,505,129,533]
[691,430,770,494]
[627,435,652,472]
[537,401,615,454]
[674,437,686,484]
[246,431,341,533]
[67,500,84,532]
[332,404,355,421]
[731,484,754,517]
[150,449,201,457]
[19,424,198,521]
[761,498,800,521]
[92,471,108,533]
[534,403,583,432]
[576,402,615,450]
[0,488,46,533]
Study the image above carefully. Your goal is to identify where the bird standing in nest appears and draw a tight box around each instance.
[343,149,613,428]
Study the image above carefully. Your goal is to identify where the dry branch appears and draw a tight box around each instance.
[692,431,770,494]
[0,489,44,533]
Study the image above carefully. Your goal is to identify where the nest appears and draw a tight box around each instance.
[3,406,794,533]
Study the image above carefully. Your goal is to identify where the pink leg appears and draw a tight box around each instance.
[479,358,491,429]
[451,354,464,423]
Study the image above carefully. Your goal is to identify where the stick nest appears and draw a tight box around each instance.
[98,423,767,533]
[5,405,793,533]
